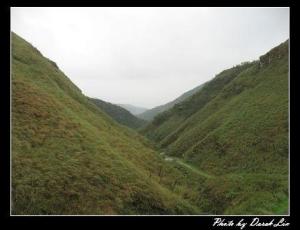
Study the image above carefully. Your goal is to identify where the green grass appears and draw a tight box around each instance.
[142,40,289,214]
[11,32,203,215]
[158,153,288,215]
[172,157,214,179]
[12,32,289,215]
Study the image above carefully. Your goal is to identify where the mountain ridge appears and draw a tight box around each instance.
[138,83,206,121]
[117,104,148,115]
[89,97,147,129]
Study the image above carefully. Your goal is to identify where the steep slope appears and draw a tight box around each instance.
[11,32,203,215]
[89,98,146,129]
[142,40,288,174]
[11,32,289,215]
[138,83,205,121]
[142,40,289,214]
[117,104,148,115]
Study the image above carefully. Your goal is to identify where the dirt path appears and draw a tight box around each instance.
[164,156,214,179]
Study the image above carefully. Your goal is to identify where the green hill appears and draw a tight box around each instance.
[11,32,205,215]
[89,97,146,129]
[11,32,289,215]
[138,83,205,121]
[142,40,289,214]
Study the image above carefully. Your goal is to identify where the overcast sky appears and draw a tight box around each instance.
[11,7,289,108]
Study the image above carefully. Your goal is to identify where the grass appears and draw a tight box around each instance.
[158,152,288,215]
[172,157,214,179]
[11,32,202,215]
[12,32,289,215]
[142,40,289,214]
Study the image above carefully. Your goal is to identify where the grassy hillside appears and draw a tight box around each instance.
[142,41,288,174]
[142,40,289,214]
[89,97,146,129]
[11,32,289,215]
[138,83,205,121]
[11,32,205,215]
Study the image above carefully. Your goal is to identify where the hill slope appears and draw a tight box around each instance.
[117,104,148,115]
[138,83,205,121]
[11,32,204,215]
[142,40,289,214]
[142,40,288,174]
[11,32,289,215]
[89,98,146,129]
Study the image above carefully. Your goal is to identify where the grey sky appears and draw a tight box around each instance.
[11,7,289,108]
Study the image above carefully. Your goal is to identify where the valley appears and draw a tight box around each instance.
[11,32,289,215]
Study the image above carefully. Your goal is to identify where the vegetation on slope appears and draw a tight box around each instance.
[142,40,288,174]
[11,31,289,215]
[11,32,205,215]
[138,83,205,121]
[89,97,146,129]
[142,40,289,214]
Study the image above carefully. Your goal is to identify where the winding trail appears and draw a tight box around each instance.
[162,154,288,214]
[164,156,214,179]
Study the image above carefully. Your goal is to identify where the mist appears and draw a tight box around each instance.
[11,7,289,108]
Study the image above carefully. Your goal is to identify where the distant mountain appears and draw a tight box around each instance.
[138,83,205,121]
[89,98,147,129]
[117,104,148,115]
